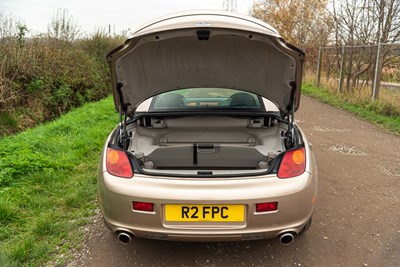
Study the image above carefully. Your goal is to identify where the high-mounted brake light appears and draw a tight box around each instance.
[278,147,306,179]
[106,147,133,178]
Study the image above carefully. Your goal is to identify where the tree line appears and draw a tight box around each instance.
[252,0,400,98]
[1,4,399,135]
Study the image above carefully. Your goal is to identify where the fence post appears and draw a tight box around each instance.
[316,47,322,87]
[372,42,381,101]
[338,45,345,93]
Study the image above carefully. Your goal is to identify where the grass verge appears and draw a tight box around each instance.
[0,96,118,266]
[302,82,400,135]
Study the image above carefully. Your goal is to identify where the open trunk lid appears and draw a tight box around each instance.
[107,10,305,116]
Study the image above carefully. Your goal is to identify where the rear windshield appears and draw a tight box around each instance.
[150,88,262,111]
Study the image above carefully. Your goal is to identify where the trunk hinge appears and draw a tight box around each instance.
[287,81,296,145]
[117,83,131,150]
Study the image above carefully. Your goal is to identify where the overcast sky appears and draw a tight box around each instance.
[0,0,255,36]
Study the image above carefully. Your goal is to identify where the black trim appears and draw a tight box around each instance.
[193,144,198,166]
[106,44,124,65]
[116,83,130,113]
[131,111,283,125]
[109,126,120,145]
[287,81,296,111]
[286,43,305,57]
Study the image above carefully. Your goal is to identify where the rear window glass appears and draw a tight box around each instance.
[150,88,262,111]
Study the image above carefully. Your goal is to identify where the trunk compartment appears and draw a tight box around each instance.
[127,115,286,172]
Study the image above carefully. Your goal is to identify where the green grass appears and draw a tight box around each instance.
[0,112,18,129]
[0,96,118,266]
[302,82,400,135]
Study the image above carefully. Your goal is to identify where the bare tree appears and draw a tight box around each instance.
[251,0,333,73]
[0,13,15,38]
[332,0,400,97]
[371,0,400,98]
[47,9,81,42]
[251,0,332,48]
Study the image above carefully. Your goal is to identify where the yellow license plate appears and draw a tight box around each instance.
[165,204,245,222]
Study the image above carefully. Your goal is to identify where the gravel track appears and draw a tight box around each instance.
[66,96,400,267]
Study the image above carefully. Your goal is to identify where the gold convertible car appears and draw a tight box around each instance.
[98,10,318,245]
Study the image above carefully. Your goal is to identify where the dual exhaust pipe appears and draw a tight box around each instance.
[279,232,295,245]
[117,232,132,244]
[117,231,294,245]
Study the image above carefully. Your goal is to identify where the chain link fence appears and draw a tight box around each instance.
[315,43,400,101]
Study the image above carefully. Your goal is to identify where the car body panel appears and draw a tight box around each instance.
[97,128,317,242]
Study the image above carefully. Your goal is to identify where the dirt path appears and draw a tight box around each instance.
[70,96,400,267]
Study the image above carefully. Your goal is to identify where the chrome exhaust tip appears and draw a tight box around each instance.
[279,232,294,245]
[117,232,132,244]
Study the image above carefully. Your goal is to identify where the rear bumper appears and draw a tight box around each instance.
[97,170,317,242]
[103,216,312,242]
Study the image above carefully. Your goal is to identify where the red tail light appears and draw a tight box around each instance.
[106,147,133,178]
[277,147,306,179]
[256,202,278,212]
[133,201,154,212]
